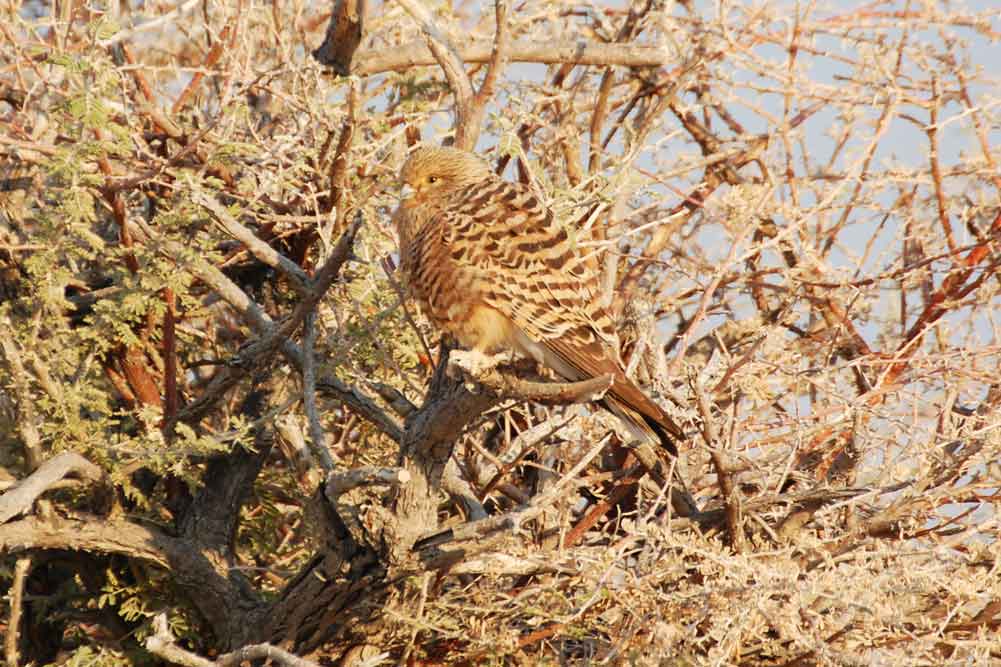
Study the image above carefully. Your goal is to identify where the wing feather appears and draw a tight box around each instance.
[439,178,684,451]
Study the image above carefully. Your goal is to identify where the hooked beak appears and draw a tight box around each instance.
[400,183,416,200]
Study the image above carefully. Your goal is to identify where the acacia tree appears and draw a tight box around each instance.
[1,0,999,664]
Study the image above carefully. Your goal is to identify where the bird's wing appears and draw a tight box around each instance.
[442,177,685,447]
[443,178,615,347]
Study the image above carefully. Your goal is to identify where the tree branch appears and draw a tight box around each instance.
[4,556,31,667]
[0,316,44,470]
[142,214,385,437]
[692,376,745,552]
[302,311,334,471]
[1,514,180,567]
[352,39,668,75]
[414,433,612,552]
[326,466,411,497]
[311,0,366,76]
[447,352,614,404]
[193,190,311,294]
[459,0,510,150]
[394,0,475,147]
[0,452,103,524]
[1,512,266,647]
[147,614,324,667]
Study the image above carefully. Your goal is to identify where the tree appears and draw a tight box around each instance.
[1,0,999,664]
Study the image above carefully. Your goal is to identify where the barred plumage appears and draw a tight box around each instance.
[394,146,684,455]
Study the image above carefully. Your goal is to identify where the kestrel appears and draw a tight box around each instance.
[393,145,686,457]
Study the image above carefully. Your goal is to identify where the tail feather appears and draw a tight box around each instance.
[603,379,699,517]
[604,372,684,455]
[524,330,697,514]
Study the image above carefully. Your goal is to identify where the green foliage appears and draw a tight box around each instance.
[53,645,134,667]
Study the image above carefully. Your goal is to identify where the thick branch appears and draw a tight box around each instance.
[1,514,181,566]
[311,0,366,76]
[1,512,264,645]
[326,466,411,497]
[0,452,103,524]
[352,39,668,75]
[387,354,500,560]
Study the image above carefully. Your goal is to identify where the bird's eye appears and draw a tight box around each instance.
[428,176,439,184]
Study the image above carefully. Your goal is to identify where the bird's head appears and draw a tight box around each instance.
[398,146,493,205]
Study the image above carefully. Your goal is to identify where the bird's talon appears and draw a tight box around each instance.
[448,349,510,380]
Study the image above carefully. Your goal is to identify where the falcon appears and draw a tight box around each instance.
[393,145,686,458]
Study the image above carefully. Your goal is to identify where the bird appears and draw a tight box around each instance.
[393,145,687,462]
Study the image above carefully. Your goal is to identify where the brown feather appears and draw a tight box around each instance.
[394,145,685,458]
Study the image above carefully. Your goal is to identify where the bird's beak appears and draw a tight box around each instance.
[400,183,416,200]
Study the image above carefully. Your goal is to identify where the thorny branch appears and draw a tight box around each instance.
[2,0,999,663]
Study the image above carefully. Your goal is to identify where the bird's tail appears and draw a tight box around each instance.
[602,377,699,517]
[603,371,684,452]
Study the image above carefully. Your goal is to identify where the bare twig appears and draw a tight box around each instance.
[588,0,653,174]
[926,77,956,254]
[953,56,1001,193]
[172,25,236,114]
[479,415,576,499]
[416,434,613,552]
[193,190,311,294]
[380,256,434,368]
[4,556,31,667]
[667,189,765,377]
[394,0,475,147]
[692,376,745,552]
[878,209,1001,394]
[96,0,201,47]
[325,78,361,225]
[449,552,574,576]
[460,0,510,149]
[564,459,643,548]
[149,215,384,435]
